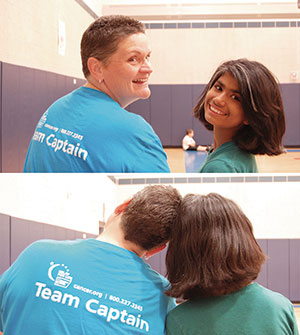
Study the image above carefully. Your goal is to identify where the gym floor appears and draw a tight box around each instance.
[164,148,300,173]
[294,305,300,329]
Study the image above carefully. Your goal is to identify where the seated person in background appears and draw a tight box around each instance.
[24,15,170,173]
[193,58,286,173]
[182,129,208,151]
[0,185,182,335]
[165,192,298,335]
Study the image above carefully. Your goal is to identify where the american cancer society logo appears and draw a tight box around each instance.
[37,111,48,129]
[48,261,73,288]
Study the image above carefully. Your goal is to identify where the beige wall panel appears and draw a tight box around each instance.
[0,174,116,235]
[103,3,300,20]
[1,1,299,84]
[113,176,300,239]
[148,26,300,84]
[1,0,96,78]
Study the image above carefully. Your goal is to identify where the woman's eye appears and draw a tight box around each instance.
[214,85,222,91]
[232,95,240,101]
[129,57,137,62]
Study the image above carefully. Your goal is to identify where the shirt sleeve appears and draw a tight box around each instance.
[133,116,171,173]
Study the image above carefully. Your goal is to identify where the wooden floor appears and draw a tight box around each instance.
[294,305,300,329]
[164,148,300,173]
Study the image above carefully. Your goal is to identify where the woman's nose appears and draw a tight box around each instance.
[140,59,153,74]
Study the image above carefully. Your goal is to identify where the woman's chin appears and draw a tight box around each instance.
[138,88,151,100]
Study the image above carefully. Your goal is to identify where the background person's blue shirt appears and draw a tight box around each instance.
[24,87,170,173]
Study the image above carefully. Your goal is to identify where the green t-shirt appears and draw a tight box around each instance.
[199,141,258,173]
[166,283,299,335]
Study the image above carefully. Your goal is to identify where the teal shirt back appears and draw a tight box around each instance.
[166,283,299,335]
[24,87,170,173]
[199,141,258,173]
[0,239,175,335]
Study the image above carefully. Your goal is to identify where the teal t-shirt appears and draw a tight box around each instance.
[199,140,258,173]
[0,239,175,334]
[166,282,299,335]
[24,87,170,173]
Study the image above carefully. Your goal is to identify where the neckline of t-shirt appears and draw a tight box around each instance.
[84,238,144,261]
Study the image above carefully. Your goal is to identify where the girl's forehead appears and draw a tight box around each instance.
[214,72,240,91]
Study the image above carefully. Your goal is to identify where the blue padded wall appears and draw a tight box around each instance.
[256,239,268,287]
[266,239,290,298]
[130,83,300,148]
[1,62,85,172]
[0,61,300,172]
[256,239,300,301]
[0,214,97,275]
[281,83,300,146]
[146,238,300,302]
[146,247,168,277]
[149,85,172,146]
[129,83,213,147]
[2,213,300,301]
[10,216,97,264]
[127,94,151,124]
[0,213,10,276]
[171,85,194,145]
[192,84,213,146]
[290,239,300,301]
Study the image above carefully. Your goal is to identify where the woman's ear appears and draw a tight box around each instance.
[87,57,104,81]
[114,198,133,215]
[144,244,167,260]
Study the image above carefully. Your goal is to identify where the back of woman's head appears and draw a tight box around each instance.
[81,15,145,78]
[166,193,266,300]
[121,185,182,251]
[193,59,286,155]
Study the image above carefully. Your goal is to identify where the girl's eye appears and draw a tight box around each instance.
[129,57,138,62]
[232,95,240,102]
[214,84,222,91]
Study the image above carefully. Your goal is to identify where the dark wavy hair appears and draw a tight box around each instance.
[121,185,182,251]
[81,15,145,78]
[193,59,286,155]
[166,193,266,300]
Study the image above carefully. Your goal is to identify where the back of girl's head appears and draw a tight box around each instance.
[166,192,266,300]
[193,59,286,155]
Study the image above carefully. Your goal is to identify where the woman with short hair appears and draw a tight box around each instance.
[24,15,170,173]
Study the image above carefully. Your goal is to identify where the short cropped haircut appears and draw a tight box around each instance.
[193,59,286,155]
[166,193,266,300]
[81,15,145,78]
[186,129,193,135]
[121,185,182,251]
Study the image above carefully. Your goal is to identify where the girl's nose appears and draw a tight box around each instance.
[213,93,226,106]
